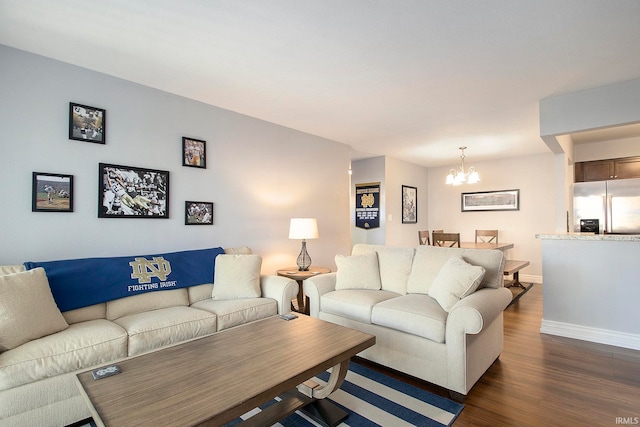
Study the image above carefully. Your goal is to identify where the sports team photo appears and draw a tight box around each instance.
[32,172,74,212]
[99,163,169,218]
[182,137,206,168]
[185,201,213,225]
[69,102,105,144]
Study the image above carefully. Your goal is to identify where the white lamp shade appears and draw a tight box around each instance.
[289,218,319,240]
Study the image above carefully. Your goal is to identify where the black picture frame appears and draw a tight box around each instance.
[185,201,214,225]
[69,102,106,144]
[461,189,520,212]
[32,172,74,212]
[98,163,169,218]
[182,137,206,168]
[402,185,417,223]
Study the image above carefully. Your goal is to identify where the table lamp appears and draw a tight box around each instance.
[288,218,319,271]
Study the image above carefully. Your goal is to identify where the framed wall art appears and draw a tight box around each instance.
[402,185,417,223]
[98,163,169,218]
[182,137,206,169]
[461,189,520,212]
[69,102,106,144]
[32,172,74,212]
[185,201,214,225]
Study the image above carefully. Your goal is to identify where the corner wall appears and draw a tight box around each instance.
[0,45,351,273]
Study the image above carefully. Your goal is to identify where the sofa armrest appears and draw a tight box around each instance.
[446,287,512,337]
[303,272,337,318]
[260,275,299,314]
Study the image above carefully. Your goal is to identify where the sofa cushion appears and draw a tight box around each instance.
[106,288,189,320]
[335,252,382,290]
[0,265,25,275]
[0,268,69,352]
[407,245,504,294]
[0,319,127,391]
[223,246,253,255]
[187,248,253,304]
[428,256,486,312]
[351,245,413,294]
[321,290,399,323]
[191,298,277,331]
[63,303,107,324]
[212,254,262,299]
[188,283,215,304]
[371,294,448,343]
[361,246,415,295]
[113,306,217,356]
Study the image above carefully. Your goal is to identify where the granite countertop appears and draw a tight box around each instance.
[535,232,640,241]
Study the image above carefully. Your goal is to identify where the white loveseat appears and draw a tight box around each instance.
[0,247,298,427]
[303,244,512,397]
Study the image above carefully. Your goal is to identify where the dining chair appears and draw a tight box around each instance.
[431,229,443,244]
[432,232,460,247]
[418,230,430,246]
[475,229,498,244]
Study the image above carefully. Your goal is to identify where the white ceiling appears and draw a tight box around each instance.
[2,0,640,167]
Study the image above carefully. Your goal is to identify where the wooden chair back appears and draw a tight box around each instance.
[418,230,430,246]
[432,232,460,247]
[475,229,498,244]
[431,229,443,244]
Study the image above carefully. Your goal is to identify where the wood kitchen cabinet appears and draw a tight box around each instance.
[575,156,640,182]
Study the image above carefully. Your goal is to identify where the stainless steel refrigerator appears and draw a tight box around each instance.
[573,178,640,234]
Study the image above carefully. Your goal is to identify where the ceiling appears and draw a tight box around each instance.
[2,0,640,167]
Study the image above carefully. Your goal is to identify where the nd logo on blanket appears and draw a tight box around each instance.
[24,247,225,311]
[129,256,174,291]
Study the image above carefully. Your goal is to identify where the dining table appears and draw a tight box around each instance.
[459,242,514,251]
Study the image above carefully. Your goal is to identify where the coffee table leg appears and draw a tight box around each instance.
[297,361,350,427]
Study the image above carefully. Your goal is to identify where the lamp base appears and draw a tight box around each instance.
[296,240,312,271]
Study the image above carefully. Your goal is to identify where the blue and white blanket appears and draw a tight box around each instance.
[24,247,225,312]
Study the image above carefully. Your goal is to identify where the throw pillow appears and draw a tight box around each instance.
[335,252,382,290]
[0,267,69,352]
[212,254,262,300]
[428,256,486,312]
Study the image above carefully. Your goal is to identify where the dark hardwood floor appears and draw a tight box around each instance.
[357,284,640,426]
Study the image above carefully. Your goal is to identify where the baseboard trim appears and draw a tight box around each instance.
[540,319,640,351]
[520,273,541,284]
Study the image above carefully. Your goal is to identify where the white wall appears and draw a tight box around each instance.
[0,45,352,273]
[384,156,429,247]
[428,153,556,278]
[540,238,640,350]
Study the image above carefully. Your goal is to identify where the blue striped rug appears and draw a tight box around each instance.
[228,361,464,426]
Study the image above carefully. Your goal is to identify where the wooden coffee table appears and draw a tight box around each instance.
[76,315,375,427]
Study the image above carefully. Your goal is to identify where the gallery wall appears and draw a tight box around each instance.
[0,45,352,273]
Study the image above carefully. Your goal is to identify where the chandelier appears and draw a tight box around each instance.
[446,146,480,185]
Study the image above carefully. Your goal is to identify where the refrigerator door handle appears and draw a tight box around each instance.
[605,194,612,234]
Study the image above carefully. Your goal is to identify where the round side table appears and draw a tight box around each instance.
[276,266,331,314]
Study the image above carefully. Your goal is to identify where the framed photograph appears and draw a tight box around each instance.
[69,102,105,144]
[462,189,520,212]
[182,137,206,169]
[32,172,74,212]
[185,201,214,225]
[402,185,417,223]
[99,163,169,218]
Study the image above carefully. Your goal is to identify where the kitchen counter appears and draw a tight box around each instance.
[536,233,640,351]
[536,233,640,241]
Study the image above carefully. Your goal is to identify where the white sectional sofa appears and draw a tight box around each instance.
[303,244,512,398]
[0,247,298,427]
